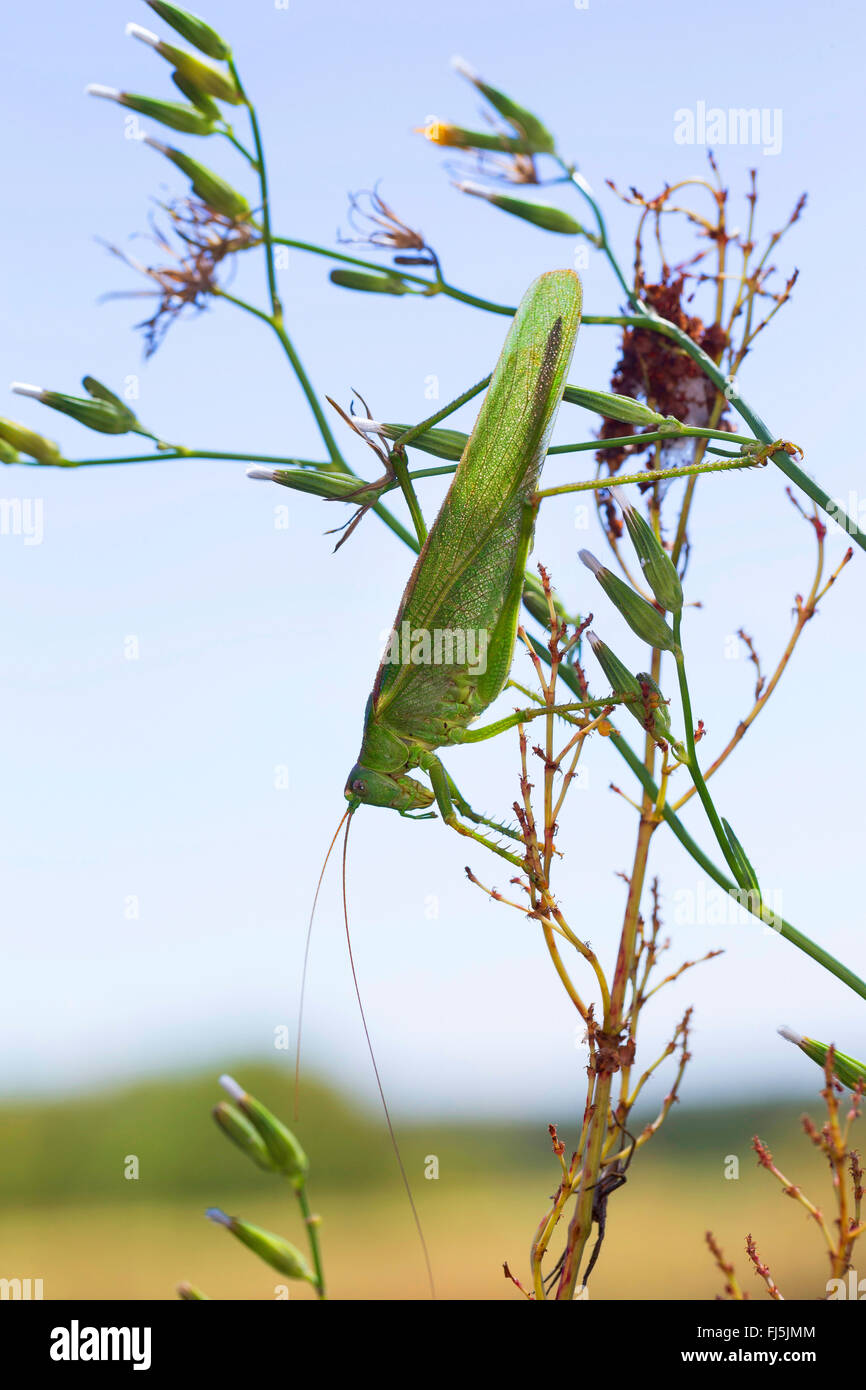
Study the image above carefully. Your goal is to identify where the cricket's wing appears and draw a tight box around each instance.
[375,268,582,734]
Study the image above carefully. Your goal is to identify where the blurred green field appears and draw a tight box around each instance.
[0,1065,842,1299]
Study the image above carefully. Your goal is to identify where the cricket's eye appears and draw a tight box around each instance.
[351,779,367,796]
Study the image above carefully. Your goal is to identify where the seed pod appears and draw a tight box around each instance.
[563,385,669,427]
[587,635,670,742]
[246,467,370,499]
[380,424,467,461]
[145,2,232,61]
[11,382,138,436]
[451,58,555,153]
[329,268,410,296]
[143,139,250,218]
[0,437,19,464]
[416,119,536,154]
[453,182,583,235]
[778,1028,866,1092]
[127,24,241,103]
[212,1102,276,1172]
[87,85,216,135]
[579,550,679,653]
[610,487,683,613]
[721,818,760,895]
[0,416,62,464]
[219,1075,309,1186]
[171,70,222,120]
[206,1208,316,1283]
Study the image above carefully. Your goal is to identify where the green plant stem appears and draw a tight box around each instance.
[268,237,515,315]
[229,61,282,323]
[295,1183,326,1300]
[672,609,744,884]
[394,378,491,447]
[555,160,639,310]
[217,127,257,165]
[37,450,327,469]
[389,448,427,545]
[215,84,351,476]
[548,426,756,456]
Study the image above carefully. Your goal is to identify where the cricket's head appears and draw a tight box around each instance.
[344,763,435,814]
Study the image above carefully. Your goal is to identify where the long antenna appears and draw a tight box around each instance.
[294,805,352,1120]
[340,814,437,1299]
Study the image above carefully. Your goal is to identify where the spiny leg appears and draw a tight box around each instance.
[444,768,523,843]
[424,755,527,871]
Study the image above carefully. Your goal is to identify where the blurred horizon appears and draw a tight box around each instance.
[0,1060,843,1299]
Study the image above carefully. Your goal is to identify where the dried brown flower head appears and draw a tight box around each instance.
[341,187,433,262]
[447,148,540,186]
[101,197,258,355]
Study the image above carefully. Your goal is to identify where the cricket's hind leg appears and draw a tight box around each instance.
[444,768,524,843]
[421,755,527,871]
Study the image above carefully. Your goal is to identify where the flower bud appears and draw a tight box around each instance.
[416,119,534,154]
[563,385,670,427]
[143,139,250,218]
[246,466,366,499]
[579,551,679,653]
[171,70,222,120]
[176,1283,210,1300]
[587,634,671,743]
[453,183,585,235]
[778,1028,866,1092]
[0,416,62,464]
[610,487,683,613]
[212,1101,276,1172]
[379,424,467,461]
[451,58,556,153]
[12,381,140,436]
[329,268,410,296]
[206,1208,316,1283]
[219,1074,309,1186]
[127,24,241,104]
[145,2,232,61]
[87,85,216,135]
[0,437,19,464]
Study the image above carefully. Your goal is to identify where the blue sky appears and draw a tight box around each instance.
[2,0,864,1117]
